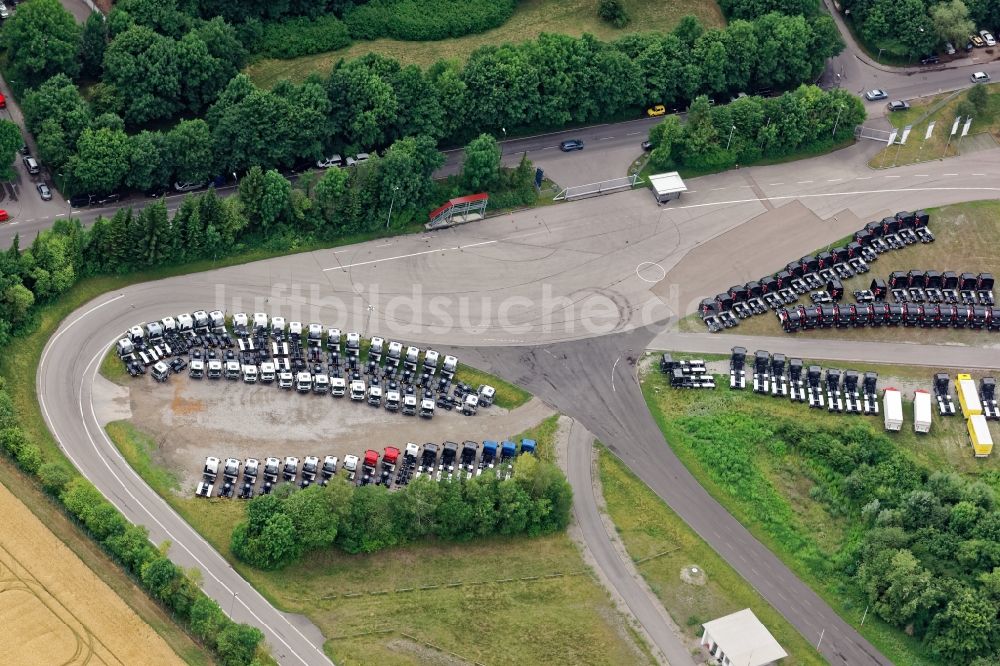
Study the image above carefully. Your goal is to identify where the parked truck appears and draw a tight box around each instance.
[957,373,983,417]
[296,371,312,393]
[361,449,379,485]
[968,414,994,457]
[196,456,219,497]
[350,380,366,401]
[320,456,338,484]
[261,457,280,494]
[380,447,399,486]
[440,442,458,479]
[520,439,537,456]
[480,441,498,470]
[343,454,359,482]
[913,389,932,433]
[883,388,903,431]
[282,456,299,482]
[301,456,319,486]
[460,441,479,476]
[418,443,438,476]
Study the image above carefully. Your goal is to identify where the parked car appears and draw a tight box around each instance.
[94,192,120,205]
[919,54,940,65]
[344,156,357,167]
[0,93,6,108]
[355,152,370,164]
[173,181,203,192]
[864,89,887,101]
[980,30,996,46]
[36,182,51,201]
[646,104,666,117]
[0,210,8,223]
[22,155,39,174]
[316,154,342,169]
[970,33,986,48]
[944,42,956,55]
[69,193,93,208]
[971,71,991,83]
[641,140,653,151]
[887,100,910,112]
[559,139,585,152]
[0,4,9,19]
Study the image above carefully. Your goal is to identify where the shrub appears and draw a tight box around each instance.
[15,442,43,474]
[38,462,75,495]
[259,16,351,59]
[345,0,515,41]
[598,0,631,28]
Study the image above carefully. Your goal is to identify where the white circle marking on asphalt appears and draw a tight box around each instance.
[636,261,666,283]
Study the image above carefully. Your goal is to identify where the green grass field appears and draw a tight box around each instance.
[639,355,992,665]
[105,413,651,664]
[872,83,1000,168]
[713,200,1000,344]
[598,446,825,666]
[245,0,725,87]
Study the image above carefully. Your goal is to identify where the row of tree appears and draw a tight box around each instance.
[646,85,866,173]
[771,420,1000,663]
[843,0,1000,59]
[11,0,841,195]
[231,455,573,570]
[0,379,266,665]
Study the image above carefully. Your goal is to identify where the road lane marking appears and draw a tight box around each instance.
[625,131,640,136]
[324,240,498,271]
[972,172,987,176]
[672,185,1000,211]
[827,178,842,182]
[768,183,784,186]
[55,213,65,217]
[611,355,620,392]
[944,173,958,176]
[884,175,900,178]
[914,174,928,177]
[796,180,814,184]
[856,176,871,180]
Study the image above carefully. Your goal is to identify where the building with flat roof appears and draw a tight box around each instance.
[701,608,787,666]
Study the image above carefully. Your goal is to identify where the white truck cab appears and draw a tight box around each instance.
[271,316,286,335]
[367,386,383,406]
[225,360,240,379]
[259,361,276,383]
[420,398,435,418]
[209,310,225,331]
[278,371,294,389]
[346,331,360,351]
[478,384,496,407]
[253,312,268,332]
[348,380,364,400]
[189,359,205,378]
[443,355,458,375]
[385,390,401,411]
[402,394,417,415]
[370,336,384,356]
[177,313,194,331]
[313,373,330,394]
[327,328,342,349]
[129,325,145,343]
[387,341,402,360]
[343,454,359,480]
[296,371,312,392]
[233,312,249,329]
[116,338,134,357]
[405,346,420,365]
[331,377,347,397]
[193,310,210,330]
[463,393,479,415]
[242,365,258,383]
[307,323,323,343]
[423,349,440,372]
[289,321,303,338]
[161,316,177,332]
[207,360,223,379]
[151,361,170,382]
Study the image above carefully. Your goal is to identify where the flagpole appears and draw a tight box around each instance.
[920,121,935,161]
[944,117,961,157]
[958,117,973,153]
[893,125,911,166]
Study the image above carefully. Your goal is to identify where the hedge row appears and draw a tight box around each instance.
[259,15,351,59]
[344,0,515,41]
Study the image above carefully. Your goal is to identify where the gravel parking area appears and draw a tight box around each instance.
[113,374,553,489]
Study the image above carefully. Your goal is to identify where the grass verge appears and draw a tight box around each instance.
[598,444,825,665]
[871,82,1000,167]
[454,362,531,409]
[640,357,965,665]
[105,414,651,664]
[715,200,1000,344]
[245,0,725,85]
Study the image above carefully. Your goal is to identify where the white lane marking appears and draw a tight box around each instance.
[827,178,842,182]
[796,180,814,184]
[55,213,65,217]
[671,185,1000,211]
[72,209,82,214]
[972,172,987,176]
[884,175,900,178]
[375,242,392,247]
[943,173,958,176]
[625,132,641,136]
[38,295,125,381]
[712,187,727,191]
[768,183,784,186]
[9,221,18,225]
[611,355,620,392]
[914,174,929,177]
[323,240,497,271]
[81,345,321,666]
[856,176,872,180]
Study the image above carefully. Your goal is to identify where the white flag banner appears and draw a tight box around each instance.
[899,125,912,144]
[887,129,898,146]
[961,117,973,137]
[951,117,961,135]
[925,121,935,140]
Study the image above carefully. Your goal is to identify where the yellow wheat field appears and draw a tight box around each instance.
[0,481,183,666]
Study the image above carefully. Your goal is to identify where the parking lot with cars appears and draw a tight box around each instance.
[110,311,551,490]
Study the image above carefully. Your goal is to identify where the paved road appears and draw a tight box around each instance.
[38,133,1000,663]
[565,419,695,666]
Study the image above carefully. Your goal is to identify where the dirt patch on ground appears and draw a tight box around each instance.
[0,481,182,666]
[121,374,554,489]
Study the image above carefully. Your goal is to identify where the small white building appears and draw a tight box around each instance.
[701,609,787,666]
[649,171,688,203]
